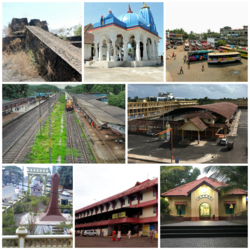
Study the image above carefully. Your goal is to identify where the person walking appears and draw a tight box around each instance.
[202,63,205,72]
[180,66,183,74]
[174,54,176,60]
[127,230,131,239]
[117,231,121,241]
[188,60,190,69]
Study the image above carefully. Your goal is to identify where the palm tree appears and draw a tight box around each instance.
[161,166,185,174]
[203,166,247,195]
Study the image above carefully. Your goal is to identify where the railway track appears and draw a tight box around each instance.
[65,111,93,163]
[2,95,59,163]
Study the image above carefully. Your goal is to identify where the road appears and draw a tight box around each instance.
[166,46,248,82]
[2,185,16,199]
[128,110,247,164]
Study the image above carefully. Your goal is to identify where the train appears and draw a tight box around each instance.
[65,92,74,111]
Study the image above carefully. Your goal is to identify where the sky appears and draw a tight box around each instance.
[74,165,159,210]
[2,2,82,34]
[128,84,248,99]
[84,2,164,56]
[166,1,248,33]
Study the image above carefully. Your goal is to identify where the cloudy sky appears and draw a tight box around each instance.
[166,1,248,34]
[74,165,159,211]
[128,84,248,99]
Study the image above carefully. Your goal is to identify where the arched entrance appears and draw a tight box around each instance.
[199,203,211,220]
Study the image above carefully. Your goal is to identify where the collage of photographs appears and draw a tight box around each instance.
[0,0,249,249]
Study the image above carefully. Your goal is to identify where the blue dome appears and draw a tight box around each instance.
[118,13,148,27]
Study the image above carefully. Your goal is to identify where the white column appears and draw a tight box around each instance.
[135,40,141,61]
[107,44,110,61]
[16,226,28,248]
[123,40,128,61]
[111,39,116,61]
[99,43,102,61]
[143,39,148,61]
[147,43,151,59]
[155,42,158,60]
[94,42,98,61]
[152,40,155,60]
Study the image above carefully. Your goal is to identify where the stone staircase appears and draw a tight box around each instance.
[161,225,248,238]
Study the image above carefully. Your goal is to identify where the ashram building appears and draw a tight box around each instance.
[129,102,238,139]
[161,177,247,221]
[86,3,161,68]
[75,178,158,236]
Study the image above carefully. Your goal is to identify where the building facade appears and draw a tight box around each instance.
[75,178,158,236]
[128,100,198,120]
[162,177,247,221]
[220,26,248,46]
[86,3,161,68]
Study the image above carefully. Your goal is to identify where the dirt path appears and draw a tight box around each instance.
[26,26,82,74]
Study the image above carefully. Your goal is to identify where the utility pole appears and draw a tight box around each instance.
[39,92,42,135]
[49,95,51,163]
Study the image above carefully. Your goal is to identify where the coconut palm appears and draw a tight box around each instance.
[161,166,185,173]
[203,166,247,195]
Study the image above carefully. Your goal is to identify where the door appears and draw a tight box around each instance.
[199,203,211,220]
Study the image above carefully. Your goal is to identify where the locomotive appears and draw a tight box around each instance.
[66,99,73,111]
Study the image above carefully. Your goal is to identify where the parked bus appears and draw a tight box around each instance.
[235,49,248,59]
[191,43,197,50]
[188,50,214,61]
[184,43,190,51]
[218,46,233,53]
[196,43,203,50]
[208,52,241,63]
[202,43,211,49]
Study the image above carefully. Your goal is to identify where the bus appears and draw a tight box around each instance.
[208,52,241,63]
[184,43,190,51]
[191,44,197,50]
[218,46,233,53]
[235,49,248,59]
[196,43,203,50]
[188,50,214,61]
[202,43,211,49]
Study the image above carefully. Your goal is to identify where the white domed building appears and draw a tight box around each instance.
[86,3,161,68]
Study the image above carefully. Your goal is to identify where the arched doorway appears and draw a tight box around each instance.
[199,203,211,220]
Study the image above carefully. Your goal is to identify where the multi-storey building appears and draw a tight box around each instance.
[214,98,248,109]
[128,100,198,120]
[220,26,248,46]
[75,178,158,237]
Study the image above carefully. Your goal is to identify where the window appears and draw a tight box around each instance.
[226,204,235,214]
[153,205,157,214]
[139,193,143,201]
[153,189,156,197]
[139,208,143,216]
[114,201,117,208]
[176,205,185,215]
[122,199,125,205]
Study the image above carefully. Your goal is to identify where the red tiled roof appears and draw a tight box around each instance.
[75,216,158,228]
[183,112,216,120]
[224,201,236,204]
[161,177,247,196]
[174,202,187,205]
[84,23,94,44]
[75,178,158,214]
[189,117,208,131]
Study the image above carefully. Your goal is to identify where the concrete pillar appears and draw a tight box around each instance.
[182,130,184,141]
[132,46,135,59]
[152,40,155,59]
[107,44,110,61]
[155,42,158,60]
[143,39,148,61]
[111,39,116,61]
[198,130,200,144]
[148,42,151,59]
[123,40,129,61]
[213,191,219,220]
[191,191,196,220]
[94,42,98,61]
[99,43,102,61]
[135,40,141,61]
[16,226,28,247]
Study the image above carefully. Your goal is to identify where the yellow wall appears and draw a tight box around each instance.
[166,196,191,217]
[141,187,155,203]
[140,205,155,218]
[181,122,199,131]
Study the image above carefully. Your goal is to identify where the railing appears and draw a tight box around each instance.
[2,194,27,215]
[2,227,73,248]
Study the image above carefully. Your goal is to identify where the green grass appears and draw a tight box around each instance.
[26,94,67,163]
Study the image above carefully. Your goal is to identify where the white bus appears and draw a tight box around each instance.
[184,43,189,51]
[208,52,241,63]
[197,43,203,50]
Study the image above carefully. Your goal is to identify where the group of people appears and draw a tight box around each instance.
[180,56,205,74]
[116,229,155,243]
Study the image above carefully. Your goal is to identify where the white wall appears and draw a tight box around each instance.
[84,44,92,60]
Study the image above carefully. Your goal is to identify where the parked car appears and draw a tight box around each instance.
[174,45,177,49]
[167,45,171,49]
[146,131,155,136]
[227,141,234,150]
[84,230,97,237]
[220,138,227,145]
[63,209,71,214]
[62,191,70,196]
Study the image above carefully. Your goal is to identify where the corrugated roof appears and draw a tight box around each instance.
[73,94,125,126]
[75,178,158,214]
[183,112,216,120]
[161,177,247,196]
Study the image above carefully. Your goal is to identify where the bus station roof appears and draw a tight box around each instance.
[73,94,125,126]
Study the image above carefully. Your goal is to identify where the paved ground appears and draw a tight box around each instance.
[84,64,164,82]
[166,46,248,82]
[128,110,247,164]
[162,221,242,226]
[75,236,158,248]
[161,237,248,248]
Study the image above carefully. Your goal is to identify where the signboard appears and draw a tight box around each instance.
[112,213,118,219]
[232,34,238,37]
[142,224,150,235]
[112,211,126,219]
[197,194,213,201]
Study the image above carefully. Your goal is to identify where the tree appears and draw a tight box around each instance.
[203,166,247,195]
[108,91,125,109]
[74,24,82,36]
[160,197,171,215]
[3,85,29,100]
[57,166,73,189]
[217,40,227,46]
[161,166,201,194]
[26,212,39,235]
